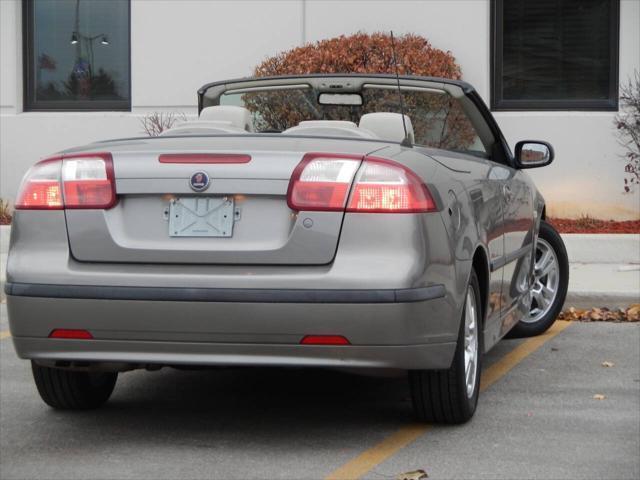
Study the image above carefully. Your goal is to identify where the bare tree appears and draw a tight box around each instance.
[615,72,640,192]
[140,112,187,137]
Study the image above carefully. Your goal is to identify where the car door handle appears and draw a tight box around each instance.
[503,184,514,202]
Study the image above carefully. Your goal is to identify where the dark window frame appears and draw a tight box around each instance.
[490,0,620,111]
[22,0,131,112]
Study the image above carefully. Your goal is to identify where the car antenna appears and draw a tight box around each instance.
[390,31,412,148]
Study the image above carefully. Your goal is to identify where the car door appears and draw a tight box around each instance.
[500,168,535,334]
[479,162,510,348]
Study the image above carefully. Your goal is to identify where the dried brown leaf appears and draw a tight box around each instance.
[396,470,428,480]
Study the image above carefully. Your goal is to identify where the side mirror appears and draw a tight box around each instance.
[514,141,554,169]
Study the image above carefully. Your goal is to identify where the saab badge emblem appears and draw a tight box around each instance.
[190,171,210,192]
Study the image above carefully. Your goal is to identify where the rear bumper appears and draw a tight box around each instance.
[12,338,456,370]
[6,283,457,370]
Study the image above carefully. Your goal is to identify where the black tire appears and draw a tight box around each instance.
[508,220,569,338]
[409,269,483,424]
[31,362,117,410]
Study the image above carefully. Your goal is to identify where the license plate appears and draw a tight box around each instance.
[169,197,234,237]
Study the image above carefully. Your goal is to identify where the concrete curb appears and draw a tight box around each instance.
[565,291,639,310]
[561,233,640,264]
[561,234,639,309]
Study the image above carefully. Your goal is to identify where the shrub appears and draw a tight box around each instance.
[253,32,461,79]
[0,199,12,225]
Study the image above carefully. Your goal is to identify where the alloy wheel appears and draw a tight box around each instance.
[524,238,560,324]
[464,287,479,398]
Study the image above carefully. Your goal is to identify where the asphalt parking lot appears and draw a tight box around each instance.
[0,303,638,480]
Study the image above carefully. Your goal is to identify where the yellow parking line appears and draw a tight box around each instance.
[325,320,572,480]
[479,320,571,392]
[0,330,11,340]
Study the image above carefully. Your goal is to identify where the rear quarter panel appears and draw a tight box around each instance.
[409,147,506,349]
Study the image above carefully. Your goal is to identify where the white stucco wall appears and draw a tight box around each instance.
[1,0,639,219]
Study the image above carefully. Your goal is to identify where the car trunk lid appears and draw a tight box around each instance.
[64,136,394,265]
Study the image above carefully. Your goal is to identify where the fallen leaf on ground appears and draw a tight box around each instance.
[602,361,615,367]
[593,394,607,400]
[396,470,428,480]
[589,308,603,320]
[558,305,640,322]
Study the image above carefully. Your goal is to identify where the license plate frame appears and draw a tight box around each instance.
[169,196,234,237]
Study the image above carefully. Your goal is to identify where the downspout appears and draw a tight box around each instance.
[301,0,306,45]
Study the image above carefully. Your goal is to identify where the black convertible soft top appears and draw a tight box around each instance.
[197,73,476,113]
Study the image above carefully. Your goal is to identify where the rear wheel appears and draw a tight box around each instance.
[508,220,568,338]
[409,269,482,424]
[31,362,117,409]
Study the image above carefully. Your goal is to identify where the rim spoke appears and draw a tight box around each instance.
[535,247,551,274]
[541,283,555,299]
[538,256,556,278]
[531,285,544,305]
[536,292,550,309]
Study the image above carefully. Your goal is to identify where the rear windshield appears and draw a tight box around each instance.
[219,85,487,156]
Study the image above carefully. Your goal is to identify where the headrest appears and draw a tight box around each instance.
[199,106,254,132]
[283,120,376,139]
[359,113,414,143]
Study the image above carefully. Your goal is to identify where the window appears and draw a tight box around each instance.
[23,0,130,111]
[219,85,487,155]
[491,0,619,111]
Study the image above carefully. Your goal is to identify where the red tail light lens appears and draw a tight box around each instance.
[287,154,436,213]
[347,158,437,213]
[62,154,116,208]
[300,335,351,345]
[49,329,93,339]
[16,153,116,210]
[15,159,63,209]
[287,153,362,211]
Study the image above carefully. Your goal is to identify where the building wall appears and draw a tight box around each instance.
[1,0,639,219]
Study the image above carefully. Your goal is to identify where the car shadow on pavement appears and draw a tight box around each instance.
[34,367,415,449]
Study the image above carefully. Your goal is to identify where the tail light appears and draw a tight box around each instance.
[287,153,362,211]
[14,159,63,209]
[16,153,116,210]
[347,158,437,213]
[287,154,437,213]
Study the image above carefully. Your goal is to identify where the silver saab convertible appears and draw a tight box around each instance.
[6,74,569,423]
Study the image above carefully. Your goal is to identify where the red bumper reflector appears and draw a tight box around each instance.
[49,329,93,339]
[300,335,350,345]
[158,153,251,164]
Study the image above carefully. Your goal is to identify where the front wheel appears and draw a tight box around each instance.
[509,220,569,338]
[31,362,117,409]
[409,269,482,424]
